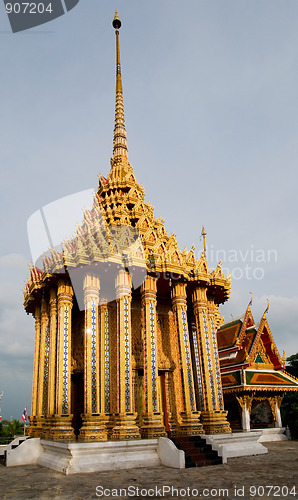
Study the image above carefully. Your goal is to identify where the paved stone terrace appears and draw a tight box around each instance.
[0,441,297,500]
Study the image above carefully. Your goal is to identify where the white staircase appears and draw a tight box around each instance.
[0,436,30,465]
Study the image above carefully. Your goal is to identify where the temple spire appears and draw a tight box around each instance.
[112,11,128,159]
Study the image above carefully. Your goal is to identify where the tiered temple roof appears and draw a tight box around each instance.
[217,302,298,393]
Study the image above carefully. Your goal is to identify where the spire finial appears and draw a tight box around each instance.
[201,225,207,258]
[112,11,128,160]
[113,10,121,30]
[248,292,253,307]
[263,298,270,317]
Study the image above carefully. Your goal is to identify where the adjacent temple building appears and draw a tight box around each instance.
[218,301,298,432]
[24,13,298,444]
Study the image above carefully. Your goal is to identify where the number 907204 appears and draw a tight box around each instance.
[5,3,53,14]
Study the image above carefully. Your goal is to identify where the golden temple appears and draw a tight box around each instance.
[24,13,297,444]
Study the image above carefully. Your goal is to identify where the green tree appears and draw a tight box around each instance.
[281,353,298,439]
[286,353,298,377]
[0,419,23,438]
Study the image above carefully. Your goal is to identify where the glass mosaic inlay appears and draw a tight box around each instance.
[42,320,50,415]
[203,311,216,410]
[181,308,195,411]
[91,300,97,413]
[210,317,223,410]
[62,306,69,414]
[124,297,130,412]
[144,309,148,412]
[104,309,110,413]
[191,322,205,410]
[150,303,158,412]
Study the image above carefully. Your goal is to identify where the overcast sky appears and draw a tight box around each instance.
[0,0,297,420]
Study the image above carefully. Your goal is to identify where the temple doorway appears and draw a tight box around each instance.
[159,372,170,433]
[224,398,242,431]
[71,372,84,438]
[250,398,274,429]
[136,371,144,427]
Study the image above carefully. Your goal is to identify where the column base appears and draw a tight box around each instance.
[41,416,55,439]
[140,412,167,439]
[171,411,204,437]
[200,410,231,434]
[49,414,76,442]
[173,411,203,436]
[27,416,44,438]
[111,413,141,441]
[78,414,107,442]
[105,414,114,440]
[164,412,181,436]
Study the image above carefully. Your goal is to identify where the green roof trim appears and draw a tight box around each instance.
[221,370,241,388]
[218,318,242,332]
[245,370,298,387]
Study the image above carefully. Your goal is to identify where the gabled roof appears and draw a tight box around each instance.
[217,300,298,392]
[217,319,242,350]
[217,302,285,371]
[246,313,284,369]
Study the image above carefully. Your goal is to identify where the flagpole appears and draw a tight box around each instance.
[22,406,27,436]
[0,391,3,422]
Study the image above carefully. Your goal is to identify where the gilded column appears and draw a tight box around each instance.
[192,286,231,434]
[48,288,57,416]
[28,304,41,437]
[207,297,225,410]
[171,282,202,436]
[42,288,58,439]
[111,269,140,440]
[100,301,113,437]
[50,279,75,441]
[140,276,166,438]
[34,296,50,438]
[37,296,49,417]
[79,274,107,441]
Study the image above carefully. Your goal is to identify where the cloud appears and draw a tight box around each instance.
[0,253,27,271]
[0,254,34,418]
[0,253,34,418]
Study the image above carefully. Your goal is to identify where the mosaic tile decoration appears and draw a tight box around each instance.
[104,309,110,413]
[124,297,130,412]
[210,317,224,410]
[203,311,216,410]
[42,320,50,415]
[144,308,148,412]
[91,300,97,413]
[191,322,205,410]
[181,308,195,411]
[62,306,69,414]
[150,302,158,412]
